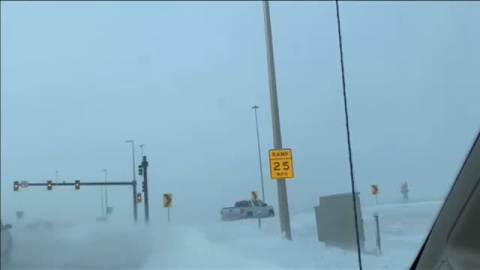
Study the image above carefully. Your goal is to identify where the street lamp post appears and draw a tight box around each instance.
[102,169,108,216]
[262,0,292,240]
[100,185,104,217]
[126,140,137,182]
[252,105,266,202]
[139,144,145,157]
[126,140,138,223]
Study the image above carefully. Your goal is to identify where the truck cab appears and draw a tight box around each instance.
[221,200,275,221]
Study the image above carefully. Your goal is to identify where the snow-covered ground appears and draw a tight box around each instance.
[4,200,442,270]
[143,199,442,269]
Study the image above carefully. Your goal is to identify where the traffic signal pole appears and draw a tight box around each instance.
[141,156,150,224]
[133,180,138,223]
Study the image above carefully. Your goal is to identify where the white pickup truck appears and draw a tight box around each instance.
[221,200,275,221]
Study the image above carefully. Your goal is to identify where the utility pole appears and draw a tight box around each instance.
[102,169,108,215]
[252,105,266,203]
[100,184,104,217]
[141,156,150,224]
[262,0,292,240]
[126,140,138,223]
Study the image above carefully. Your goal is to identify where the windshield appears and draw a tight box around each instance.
[1,1,479,269]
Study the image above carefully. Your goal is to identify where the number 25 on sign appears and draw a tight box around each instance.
[269,149,294,179]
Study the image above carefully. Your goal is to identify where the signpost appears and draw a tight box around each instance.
[371,184,379,205]
[269,149,294,179]
[251,191,261,229]
[163,193,173,222]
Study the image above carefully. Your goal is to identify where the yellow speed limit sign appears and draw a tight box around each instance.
[269,149,294,179]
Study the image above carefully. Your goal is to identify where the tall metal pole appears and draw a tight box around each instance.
[252,105,266,202]
[262,0,292,240]
[335,0,362,268]
[103,169,108,215]
[126,140,138,223]
[142,156,150,224]
[100,185,104,217]
[132,181,137,223]
[55,170,59,182]
[140,144,145,157]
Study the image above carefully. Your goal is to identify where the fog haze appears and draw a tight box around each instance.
[2,1,479,224]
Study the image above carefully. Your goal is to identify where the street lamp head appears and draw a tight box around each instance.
[252,105,260,110]
[125,140,133,143]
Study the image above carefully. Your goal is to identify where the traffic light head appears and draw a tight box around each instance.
[14,181,19,191]
[142,181,145,192]
[47,180,53,190]
[137,193,142,203]
[138,165,143,176]
[75,180,80,190]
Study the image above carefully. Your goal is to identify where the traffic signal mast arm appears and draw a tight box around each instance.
[25,181,134,187]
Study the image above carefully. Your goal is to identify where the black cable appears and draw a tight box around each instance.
[335,0,363,269]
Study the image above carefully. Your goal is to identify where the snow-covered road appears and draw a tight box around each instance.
[3,200,442,270]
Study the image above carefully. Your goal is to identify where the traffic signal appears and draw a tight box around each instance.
[47,180,53,190]
[75,180,80,190]
[137,193,142,203]
[138,165,143,176]
[14,181,19,191]
[142,181,145,192]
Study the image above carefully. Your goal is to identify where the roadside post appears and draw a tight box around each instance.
[371,184,379,205]
[252,191,262,229]
[373,212,382,255]
[258,210,262,229]
[163,193,173,223]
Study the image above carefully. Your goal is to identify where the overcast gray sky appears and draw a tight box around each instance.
[1,1,479,224]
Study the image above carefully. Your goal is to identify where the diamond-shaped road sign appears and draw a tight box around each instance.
[163,193,173,208]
